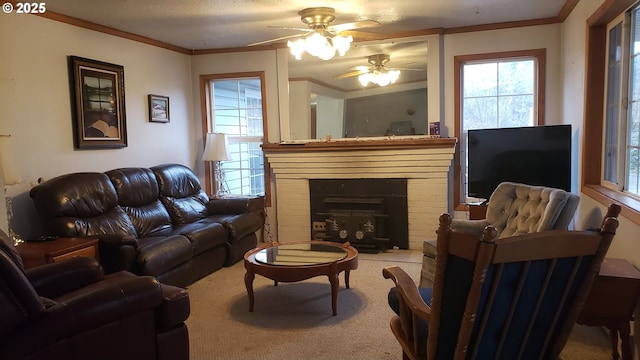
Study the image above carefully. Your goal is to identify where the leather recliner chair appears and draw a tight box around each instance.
[0,230,190,360]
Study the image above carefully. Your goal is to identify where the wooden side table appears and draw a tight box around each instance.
[468,203,488,220]
[577,258,640,360]
[17,237,99,270]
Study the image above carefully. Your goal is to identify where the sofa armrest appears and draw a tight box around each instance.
[155,283,190,331]
[97,234,138,247]
[52,271,163,330]
[25,257,103,299]
[95,235,140,274]
[207,196,263,215]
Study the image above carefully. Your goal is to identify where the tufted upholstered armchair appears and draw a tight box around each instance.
[420,182,580,287]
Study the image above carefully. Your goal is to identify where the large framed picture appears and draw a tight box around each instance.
[68,56,127,149]
[148,94,170,123]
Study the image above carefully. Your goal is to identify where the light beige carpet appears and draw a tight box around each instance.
[185,253,612,360]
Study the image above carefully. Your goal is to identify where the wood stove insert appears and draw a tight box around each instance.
[310,179,408,251]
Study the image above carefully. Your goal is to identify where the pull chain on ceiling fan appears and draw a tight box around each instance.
[247,7,383,61]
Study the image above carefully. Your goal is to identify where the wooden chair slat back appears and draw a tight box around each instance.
[424,205,620,360]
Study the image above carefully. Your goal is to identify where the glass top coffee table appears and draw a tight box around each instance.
[243,241,358,316]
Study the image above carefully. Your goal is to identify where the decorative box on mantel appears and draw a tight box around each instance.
[262,136,457,250]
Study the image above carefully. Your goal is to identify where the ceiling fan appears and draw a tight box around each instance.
[248,7,386,60]
[334,54,425,86]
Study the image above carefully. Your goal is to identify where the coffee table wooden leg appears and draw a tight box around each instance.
[345,270,351,289]
[244,269,255,312]
[329,273,339,316]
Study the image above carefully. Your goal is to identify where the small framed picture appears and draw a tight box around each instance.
[148,94,170,123]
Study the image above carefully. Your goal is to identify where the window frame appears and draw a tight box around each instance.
[453,49,547,210]
[583,0,640,225]
[199,71,271,206]
[602,15,627,191]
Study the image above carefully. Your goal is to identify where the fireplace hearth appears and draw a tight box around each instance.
[310,179,408,251]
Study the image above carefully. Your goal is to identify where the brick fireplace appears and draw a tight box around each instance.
[262,137,457,250]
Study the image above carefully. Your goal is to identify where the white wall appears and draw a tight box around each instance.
[315,95,344,139]
[289,81,311,139]
[0,14,194,238]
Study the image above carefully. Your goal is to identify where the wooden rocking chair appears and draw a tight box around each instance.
[384,204,620,360]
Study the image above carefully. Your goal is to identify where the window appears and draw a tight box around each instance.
[454,49,546,207]
[201,72,269,201]
[583,0,640,224]
[603,9,640,197]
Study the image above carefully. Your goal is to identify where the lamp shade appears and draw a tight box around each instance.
[202,133,232,162]
[0,135,23,185]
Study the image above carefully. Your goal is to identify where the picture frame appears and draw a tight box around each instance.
[68,56,127,149]
[148,94,170,123]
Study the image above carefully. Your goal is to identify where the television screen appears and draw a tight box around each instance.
[467,125,571,200]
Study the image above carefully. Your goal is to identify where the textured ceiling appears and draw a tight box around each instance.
[42,0,569,91]
[44,0,568,50]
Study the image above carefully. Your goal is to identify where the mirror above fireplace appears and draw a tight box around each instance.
[287,37,429,141]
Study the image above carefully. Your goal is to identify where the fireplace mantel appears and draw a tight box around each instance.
[263,136,457,249]
[262,137,457,153]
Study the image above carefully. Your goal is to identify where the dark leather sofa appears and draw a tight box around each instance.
[0,229,190,360]
[29,163,263,287]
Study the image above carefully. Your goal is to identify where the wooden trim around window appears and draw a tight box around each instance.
[199,72,271,206]
[453,49,547,211]
[582,0,640,225]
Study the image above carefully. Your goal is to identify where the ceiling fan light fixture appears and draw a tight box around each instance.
[288,32,352,61]
[358,69,400,87]
[332,34,352,56]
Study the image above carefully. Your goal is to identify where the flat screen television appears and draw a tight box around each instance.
[467,124,571,200]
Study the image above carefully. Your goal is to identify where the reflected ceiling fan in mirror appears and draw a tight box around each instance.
[334,54,425,87]
[247,7,384,61]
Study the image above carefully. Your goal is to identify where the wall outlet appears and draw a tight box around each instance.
[312,221,326,232]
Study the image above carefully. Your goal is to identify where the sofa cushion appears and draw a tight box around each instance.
[30,173,137,238]
[171,219,228,255]
[151,164,210,225]
[106,168,173,237]
[136,235,193,277]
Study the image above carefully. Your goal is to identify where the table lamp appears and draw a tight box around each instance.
[203,132,232,197]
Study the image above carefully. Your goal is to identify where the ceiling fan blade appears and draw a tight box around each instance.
[247,33,308,46]
[390,67,426,72]
[334,70,369,79]
[340,30,388,41]
[331,20,381,33]
[267,25,313,32]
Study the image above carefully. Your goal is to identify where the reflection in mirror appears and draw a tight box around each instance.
[288,39,428,140]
